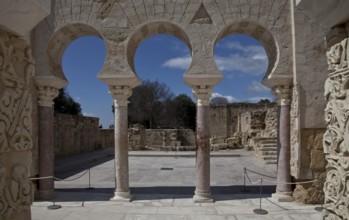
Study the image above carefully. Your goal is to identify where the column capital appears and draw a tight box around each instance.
[37,86,59,107]
[272,85,292,106]
[192,85,213,106]
[109,86,132,107]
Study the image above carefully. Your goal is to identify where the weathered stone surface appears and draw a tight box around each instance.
[293,172,326,204]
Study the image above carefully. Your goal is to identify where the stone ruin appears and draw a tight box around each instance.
[2,0,349,218]
[209,103,277,164]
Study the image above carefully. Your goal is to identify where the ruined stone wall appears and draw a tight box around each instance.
[210,103,277,138]
[99,129,114,148]
[53,114,102,157]
[145,129,196,150]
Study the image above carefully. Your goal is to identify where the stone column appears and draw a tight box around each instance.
[37,86,59,199]
[192,85,214,203]
[110,85,133,202]
[272,85,294,202]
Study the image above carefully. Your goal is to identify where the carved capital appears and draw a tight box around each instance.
[109,86,132,107]
[37,86,59,107]
[327,38,349,73]
[272,85,292,106]
[192,85,213,106]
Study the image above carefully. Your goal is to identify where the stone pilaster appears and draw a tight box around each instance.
[322,37,349,219]
[192,85,214,203]
[37,86,59,200]
[272,85,294,202]
[109,85,133,202]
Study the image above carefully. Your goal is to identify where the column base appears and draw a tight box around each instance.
[272,191,294,202]
[193,191,214,203]
[111,191,133,202]
[37,190,55,201]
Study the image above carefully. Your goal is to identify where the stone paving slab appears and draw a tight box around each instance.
[32,149,322,219]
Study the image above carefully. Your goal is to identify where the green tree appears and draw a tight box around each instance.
[258,98,271,104]
[128,80,174,128]
[54,88,82,115]
[171,94,196,130]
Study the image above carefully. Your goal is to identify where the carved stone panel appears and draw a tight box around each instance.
[0,30,34,153]
[323,37,349,219]
[0,29,35,219]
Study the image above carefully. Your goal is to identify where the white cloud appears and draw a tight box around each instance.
[245,96,273,103]
[162,41,268,76]
[246,81,270,94]
[83,112,96,117]
[162,56,191,70]
[211,92,239,103]
[215,41,268,76]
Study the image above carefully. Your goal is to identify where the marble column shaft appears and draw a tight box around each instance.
[192,85,213,203]
[38,106,54,195]
[276,104,292,192]
[273,85,293,201]
[110,86,132,202]
[114,104,130,193]
[37,86,58,199]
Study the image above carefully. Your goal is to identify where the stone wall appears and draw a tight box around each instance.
[145,129,196,150]
[53,114,113,158]
[210,103,277,138]
[290,6,328,204]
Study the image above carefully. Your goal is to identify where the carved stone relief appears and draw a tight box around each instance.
[0,30,34,153]
[95,0,117,19]
[323,37,349,219]
[0,164,34,218]
[290,82,301,178]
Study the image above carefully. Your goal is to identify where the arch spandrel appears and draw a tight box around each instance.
[42,0,294,88]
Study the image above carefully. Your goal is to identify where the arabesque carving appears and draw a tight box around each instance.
[95,0,117,19]
[0,30,34,153]
[323,37,349,219]
[0,164,34,218]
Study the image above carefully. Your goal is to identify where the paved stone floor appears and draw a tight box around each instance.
[31,149,322,219]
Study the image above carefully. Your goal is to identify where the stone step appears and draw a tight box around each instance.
[260,144,277,149]
[265,159,277,164]
[260,147,277,151]
[261,151,277,155]
[262,155,277,160]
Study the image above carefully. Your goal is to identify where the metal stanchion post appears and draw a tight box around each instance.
[86,168,94,190]
[47,200,62,210]
[253,178,268,215]
[242,167,248,192]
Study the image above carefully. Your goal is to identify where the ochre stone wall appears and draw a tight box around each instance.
[145,129,196,150]
[53,114,113,157]
[210,103,277,139]
[293,128,326,204]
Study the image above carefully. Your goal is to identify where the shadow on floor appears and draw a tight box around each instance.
[49,185,276,202]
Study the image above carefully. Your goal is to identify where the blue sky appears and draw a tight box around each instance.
[62,34,273,127]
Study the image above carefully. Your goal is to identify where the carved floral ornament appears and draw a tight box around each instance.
[272,85,292,106]
[109,85,132,107]
[323,37,349,220]
[323,38,349,156]
[192,85,213,106]
[0,30,34,153]
[0,163,34,217]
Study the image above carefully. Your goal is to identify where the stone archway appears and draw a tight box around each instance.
[34,23,107,199]
[4,0,344,219]
[32,0,295,203]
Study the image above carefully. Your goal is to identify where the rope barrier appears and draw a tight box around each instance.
[243,167,317,185]
[30,168,90,182]
[244,167,276,179]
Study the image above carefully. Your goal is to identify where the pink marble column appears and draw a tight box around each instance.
[272,85,293,202]
[192,85,213,203]
[37,86,59,200]
[110,86,133,202]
